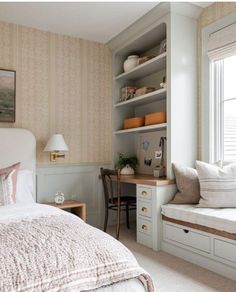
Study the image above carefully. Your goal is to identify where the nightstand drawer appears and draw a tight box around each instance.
[137,186,152,200]
[138,200,152,218]
[138,217,152,236]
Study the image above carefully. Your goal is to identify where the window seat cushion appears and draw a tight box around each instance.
[161,204,236,234]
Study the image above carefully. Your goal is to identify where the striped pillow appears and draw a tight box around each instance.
[196,160,236,208]
[0,163,20,206]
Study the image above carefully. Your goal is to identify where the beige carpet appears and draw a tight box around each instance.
[107,224,236,292]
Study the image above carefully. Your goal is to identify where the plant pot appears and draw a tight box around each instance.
[121,164,135,175]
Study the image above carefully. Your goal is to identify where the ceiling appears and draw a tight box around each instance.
[0,2,158,43]
[0,2,213,43]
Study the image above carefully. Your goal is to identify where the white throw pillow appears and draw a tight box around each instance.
[16,170,35,204]
[196,160,236,208]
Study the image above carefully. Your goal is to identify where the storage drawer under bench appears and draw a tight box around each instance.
[163,222,211,253]
[214,238,236,264]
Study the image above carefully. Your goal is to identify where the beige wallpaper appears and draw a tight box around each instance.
[0,21,112,165]
[197,2,236,159]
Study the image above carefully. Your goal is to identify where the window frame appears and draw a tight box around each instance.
[201,12,236,163]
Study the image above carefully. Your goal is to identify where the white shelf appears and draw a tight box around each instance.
[115,52,166,81]
[115,88,166,108]
[114,123,167,134]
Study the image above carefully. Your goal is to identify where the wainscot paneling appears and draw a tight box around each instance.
[37,164,111,228]
[36,164,136,229]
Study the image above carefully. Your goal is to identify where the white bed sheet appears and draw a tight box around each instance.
[162,204,236,234]
[0,203,146,292]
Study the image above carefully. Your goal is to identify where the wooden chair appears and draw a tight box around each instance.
[100,168,136,240]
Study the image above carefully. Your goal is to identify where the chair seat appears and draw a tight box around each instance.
[109,196,136,205]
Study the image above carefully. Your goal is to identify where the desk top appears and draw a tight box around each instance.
[102,174,175,186]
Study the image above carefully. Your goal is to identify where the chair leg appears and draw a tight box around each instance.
[126,203,130,229]
[116,206,121,240]
[104,207,108,232]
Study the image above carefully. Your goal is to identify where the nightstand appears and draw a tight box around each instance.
[46,200,86,222]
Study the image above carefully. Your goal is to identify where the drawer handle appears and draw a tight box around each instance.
[141,207,148,213]
[142,224,148,230]
[141,191,147,196]
[183,229,189,234]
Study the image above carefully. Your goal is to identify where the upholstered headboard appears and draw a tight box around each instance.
[0,128,36,199]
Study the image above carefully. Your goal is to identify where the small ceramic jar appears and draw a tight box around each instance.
[123,55,139,72]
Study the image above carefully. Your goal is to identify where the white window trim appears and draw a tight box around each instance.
[201,12,236,163]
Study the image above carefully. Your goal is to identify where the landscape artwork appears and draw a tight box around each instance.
[0,69,16,122]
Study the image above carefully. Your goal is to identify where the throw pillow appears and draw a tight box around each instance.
[196,160,236,208]
[170,163,200,204]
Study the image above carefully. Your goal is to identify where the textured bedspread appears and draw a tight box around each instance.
[0,204,153,292]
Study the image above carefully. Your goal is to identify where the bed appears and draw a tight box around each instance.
[0,128,153,292]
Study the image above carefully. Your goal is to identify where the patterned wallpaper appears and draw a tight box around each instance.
[0,21,112,164]
[197,3,236,159]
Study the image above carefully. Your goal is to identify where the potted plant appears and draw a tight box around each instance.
[115,153,138,175]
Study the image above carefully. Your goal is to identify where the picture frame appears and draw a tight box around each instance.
[0,69,16,123]
[159,39,167,55]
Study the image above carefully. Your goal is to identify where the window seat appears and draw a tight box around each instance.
[161,204,236,237]
[161,204,236,281]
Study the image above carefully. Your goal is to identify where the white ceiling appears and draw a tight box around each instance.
[0,2,159,43]
[0,2,213,43]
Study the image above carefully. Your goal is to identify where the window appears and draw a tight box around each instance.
[207,21,236,162]
[211,54,236,162]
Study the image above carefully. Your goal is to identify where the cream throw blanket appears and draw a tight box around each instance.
[0,204,153,292]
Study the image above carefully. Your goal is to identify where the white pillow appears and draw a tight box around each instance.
[16,170,35,204]
[196,160,236,208]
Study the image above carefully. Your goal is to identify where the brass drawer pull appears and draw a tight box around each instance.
[141,207,148,213]
[141,191,147,196]
[142,224,148,230]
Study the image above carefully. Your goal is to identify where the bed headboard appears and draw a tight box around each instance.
[0,128,36,199]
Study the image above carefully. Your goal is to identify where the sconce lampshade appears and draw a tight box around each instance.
[44,134,69,152]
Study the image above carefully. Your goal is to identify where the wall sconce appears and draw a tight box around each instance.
[44,134,69,162]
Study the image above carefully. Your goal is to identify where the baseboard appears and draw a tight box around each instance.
[161,241,236,281]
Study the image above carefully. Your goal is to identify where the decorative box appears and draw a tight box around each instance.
[145,112,166,126]
[124,117,145,129]
[135,87,155,97]
[120,86,137,102]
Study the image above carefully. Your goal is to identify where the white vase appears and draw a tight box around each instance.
[121,164,135,175]
[123,55,139,72]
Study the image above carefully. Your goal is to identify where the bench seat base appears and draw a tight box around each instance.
[162,218,236,281]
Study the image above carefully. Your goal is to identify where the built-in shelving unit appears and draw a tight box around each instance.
[115,123,167,134]
[112,5,198,179]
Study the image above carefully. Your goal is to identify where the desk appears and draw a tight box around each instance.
[100,173,176,250]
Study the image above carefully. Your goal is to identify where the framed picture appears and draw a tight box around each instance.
[0,69,16,122]
[159,39,167,55]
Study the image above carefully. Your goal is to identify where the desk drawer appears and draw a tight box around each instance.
[137,186,152,200]
[138,200,152,218]
[138,217,152,236]
[164,223,210,253]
